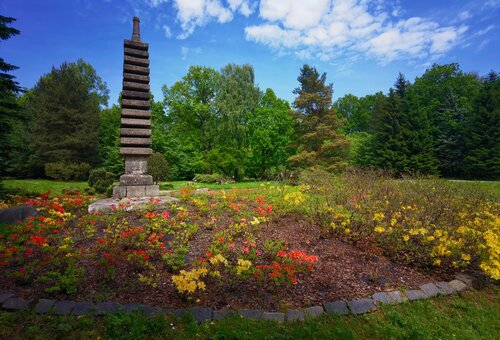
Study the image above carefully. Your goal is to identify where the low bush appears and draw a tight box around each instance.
[88,168,115,195]
[193,173,227,184]
[45,162,91,181]
[148,153,170,184]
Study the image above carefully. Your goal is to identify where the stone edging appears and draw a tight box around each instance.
[0,273,482,323]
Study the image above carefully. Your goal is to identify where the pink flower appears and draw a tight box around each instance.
[229,243,235,250]
[242,247,250,253]
[255,250,261,255]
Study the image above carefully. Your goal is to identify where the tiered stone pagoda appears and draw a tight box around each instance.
[113,17,159,198]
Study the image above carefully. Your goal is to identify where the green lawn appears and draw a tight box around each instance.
[2,179,89,196]
[0,288,498,339]
[160,180,279,191]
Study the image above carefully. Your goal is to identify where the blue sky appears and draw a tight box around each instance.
[1,0,499,106]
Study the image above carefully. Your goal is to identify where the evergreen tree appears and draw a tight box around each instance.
[22,60,104,176]
[98,104,122,174]
[288,65,350,171]
[463,72,500,179]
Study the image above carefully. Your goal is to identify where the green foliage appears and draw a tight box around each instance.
[45,162,91,181]
[98,104,122,174]
[36,260,84,295]
[88,167,115,194]
[148,152,170,184]
[463,72,500,180]
[288,64,350,172]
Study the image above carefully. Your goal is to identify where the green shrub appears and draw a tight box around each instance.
[88,168,115,195]
[193,173,226,183]
[45,162,91,181]
[148,153,170,184]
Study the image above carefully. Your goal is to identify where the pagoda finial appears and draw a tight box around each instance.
[132,16,140,41]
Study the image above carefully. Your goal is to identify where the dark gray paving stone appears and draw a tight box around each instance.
[435,281,456,295]
[54,300,76,315]
[124,303,145,314]
[286,309,305,321]
[420,283,439,298]
[188,307,212,323]
[94,301,122,315]
[323,301,349,315]
[348,299,376,315]
[448,279,468,292]
[305,306,324,318]
[164,308,187,318]
[0,293,15,304]
[34,299,55,314]
[72,301,95,315]
[239,309,263,320]
[406,290,426,301]
[142,306,162,315]
[0,205,39,225]
[263,312,284,323]
[2,297,30,311]
[213,310,236,320]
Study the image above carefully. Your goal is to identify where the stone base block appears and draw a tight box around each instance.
[88,196,178,214]
[113,184,159,199]
[119,174,153,186]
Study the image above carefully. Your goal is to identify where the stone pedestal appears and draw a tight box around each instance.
[113,16,159,199]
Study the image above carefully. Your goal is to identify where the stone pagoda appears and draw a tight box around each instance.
[113,17,159,198]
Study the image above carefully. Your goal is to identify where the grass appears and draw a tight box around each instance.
[0,288,498,339]
[159,180,280,191]
[1,179,88,196]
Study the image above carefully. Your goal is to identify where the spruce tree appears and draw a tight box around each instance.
[288,65,349,171]
[463,72,500,179]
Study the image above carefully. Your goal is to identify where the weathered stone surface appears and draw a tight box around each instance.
[54,300,76,315]
[124,54,149,67]
[123,81,150,92]
[164,308,187,318]
[94,301,122,315]
[123,303,145,314]
[455,272,486,290]
[122,90,150,100]
[89,197,178,213]
[121,99,150,110]
[213,309,236,320]
[123,64,149,76]
[387,291,408,303]
[126,186,146,198]
[448,279,468,292]
[2,297,30,311]
[323,301,349,315]
[0,293,14,304]
[372,292,391,304]
[120,147,153,156]
[348,299,376,315]
[121,137,152,147]
[123,72,149,83]
[121,128,151,137]
[124,39,148,50]
[73,301,95,315]
[455,273,474,287]
[419,283,439,298]
[124,47,149,58]
[112,186,127,200]
[34,299,55,314]
[435,281,456,295]
[121,118,151,127]
[188,307,212,322]
[142,305,162,315]
[124,157,148,174]
[145,185,160,197]
[120,174,153,186]
[305,306,324,318]
[406,290,426,301]
[0,206,39,225]
[263,312,285,323]
[239,309,263,319]
[286,309,305,321]
[121,108,151,118]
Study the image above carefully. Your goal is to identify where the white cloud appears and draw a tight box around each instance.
[162,25,172,38]
[244,0,468,63]
[173,0,256,38]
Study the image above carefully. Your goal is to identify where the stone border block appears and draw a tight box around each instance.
[54,300,76,315]
[239,309,263,320]
[406,290,426,301]
[387,290,408,303]
[34,299,55,314]
[435,281,456,295]
[323,301,349,315]
[263,312,285,323]
[2,297,30,311]
[348,299,376,315]
[213,309,236,320]
[448,279,468,292]
[305,306,324,318]
[420,283,439,298]
[0,293,15,304]
[188,307,212,323]
[455,273,474,287]
[286,309,305,321]
[372,292,391,304]
[73,301,96,315]
[94,301,122,315]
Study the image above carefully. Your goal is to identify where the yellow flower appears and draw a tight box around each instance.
[373,212,385,222]
[461,253,471,261]
[344,228,351,234]
[403,235,410,242]
[434,259,441,266]
[374,226,385,233]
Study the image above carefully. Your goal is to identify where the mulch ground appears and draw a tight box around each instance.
[1,203,443,312]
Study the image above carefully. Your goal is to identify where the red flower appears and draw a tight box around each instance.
[162,211,170,219]
[52,203,65,213]
[9,233,19,239]
[25,248,33,256]
[18,267,25,274]
[276,251,287,257]
[29,235,47,246]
